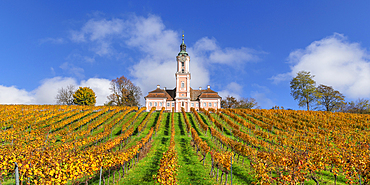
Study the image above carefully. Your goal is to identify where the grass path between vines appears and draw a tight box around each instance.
[118,112,170,184]
[185,112,257,184]
[174,112,215,185]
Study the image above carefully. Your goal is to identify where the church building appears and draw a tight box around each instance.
[144,35,221,112]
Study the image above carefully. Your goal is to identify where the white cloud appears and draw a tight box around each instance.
[33,77,77,104]
[80,78,111,105]
[0,85,35,104]
[68,15,264,105]
[272,33,370,99]
[0,77,111,105]
[191,37,263,65]
[59,62,85,78]
[5,14,266,106]
[70,18,126,56]
[218,82,243,99]
[251,84,275,108]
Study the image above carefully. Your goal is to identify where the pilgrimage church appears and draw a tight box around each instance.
[144,35,221,112]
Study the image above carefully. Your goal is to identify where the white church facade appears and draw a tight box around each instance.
[144,35,221,112]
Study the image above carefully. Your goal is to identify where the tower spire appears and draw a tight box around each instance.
[179,31,188,55]
[182,31,185,45]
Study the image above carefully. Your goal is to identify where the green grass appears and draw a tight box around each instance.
[174,112,215,185]
[197,113,257,185]
[116,112,171,184]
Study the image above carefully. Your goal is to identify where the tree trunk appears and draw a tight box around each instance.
[307,99,310,111]
[311,175,318,185]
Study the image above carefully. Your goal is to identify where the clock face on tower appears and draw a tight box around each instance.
[179,56,186,62]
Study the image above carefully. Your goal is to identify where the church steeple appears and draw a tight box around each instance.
[178,34,188,56]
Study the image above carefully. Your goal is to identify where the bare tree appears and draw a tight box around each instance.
[107,75,142,107]
[221,95,260,109]
[56,85,76,105]
[341,98,370,114]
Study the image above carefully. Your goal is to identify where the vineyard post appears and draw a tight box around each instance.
[121,164,125,178]
[230,155,233,185]
[99,166,102,185]
[359,173,361,185]
[14,162,19,185]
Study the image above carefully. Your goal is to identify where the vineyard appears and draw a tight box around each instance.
[0,105,369,185]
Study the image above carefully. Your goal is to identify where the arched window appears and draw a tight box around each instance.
[182,69,184,73]
[182,102,184,106]
[181,82,184,88]
[181,62,184,67]
[149,102,152,106]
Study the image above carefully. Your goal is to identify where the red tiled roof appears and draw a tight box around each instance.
[145,88,174,100]
[190,87,221,100]
[199,93,221,99]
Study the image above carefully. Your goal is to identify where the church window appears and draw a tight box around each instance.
[182,69,184,73]
[181,62,184,67]
[167,103,170,107]
[181,82,184,88]
[204,103,206,107]
[214,103,217,107]
[191,103,194,107]
[209,103,212,107]
[155,102,157,106]
[182,94,185,96]
[149,102,152,106]
[172,102,175,107]
[182,102,185,106]
[160,102,162,106]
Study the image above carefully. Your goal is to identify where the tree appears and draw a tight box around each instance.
[271,106,284,110]
[55,85,76,105]
[107,75,142,107]
[316,84,345,112]
[221,95,259,109]
[237,97,260,109]
[73,87,96,106]
[221,95,238,109]
[342,98,370,114]
[290,71,318,111]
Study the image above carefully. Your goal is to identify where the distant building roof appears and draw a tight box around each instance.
[190,87,221,100]
[145,86,221,101]
[145,87,174,100]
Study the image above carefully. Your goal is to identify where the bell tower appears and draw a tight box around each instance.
[175,34,191,112]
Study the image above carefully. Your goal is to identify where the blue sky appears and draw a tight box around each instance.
[1,1,370,109]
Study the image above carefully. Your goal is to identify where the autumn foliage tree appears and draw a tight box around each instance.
[107,75,142,106]
[73,87,96,106]
[316,84,345,111]
[290,71,318,111]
